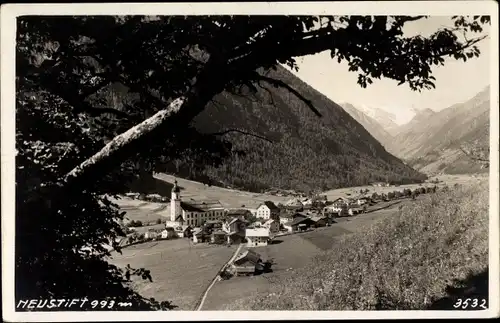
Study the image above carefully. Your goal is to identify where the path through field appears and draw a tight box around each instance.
[196,243,243,311]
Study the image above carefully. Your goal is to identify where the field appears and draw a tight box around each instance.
[153,173,290,209]
[108,238,237,310]
[225,178,489,310]
[201,197,423,310]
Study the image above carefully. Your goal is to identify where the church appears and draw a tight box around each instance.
[166,179,226,228]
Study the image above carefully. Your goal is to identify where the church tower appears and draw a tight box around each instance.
[170,179,182,222]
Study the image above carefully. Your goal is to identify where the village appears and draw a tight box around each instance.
[115,178,439,282]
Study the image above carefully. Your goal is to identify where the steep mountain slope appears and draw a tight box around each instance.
[177,65,427,193]
[388,87,490,175]
[340,103,394,149]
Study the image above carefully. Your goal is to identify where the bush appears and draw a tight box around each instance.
[156,218,162,225]
[227,181,488,310]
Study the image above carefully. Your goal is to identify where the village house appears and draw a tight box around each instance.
[225,209,253,221]
[323,197,350,216]
[210,230,227,244]
[288,216,316,233]
[245,228,270,247]
[301,198,313,206]
[356,197,370,206]
[144,229,161,240]
[161,227,177,239]
[282,222,293,233]
[125,192,140,199]
[229,250,263,276]
[204,219,223,229]
[279,213,293,225]
[284,198,304,208]
[311,215,331,227]
[166,180,225,228]
[255,201,281,220]
[145,193,167,202]
[174,225,192,238]
[292,212,310,221]
[192,227,207,244]
[263,219,280,234]
[281,204,303,215]
[222,217,247,244]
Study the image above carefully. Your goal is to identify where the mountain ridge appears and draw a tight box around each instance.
[387,86,490,175]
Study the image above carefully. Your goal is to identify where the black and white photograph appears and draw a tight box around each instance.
[1,1,499,321]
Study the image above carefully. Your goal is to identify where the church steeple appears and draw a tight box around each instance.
[170,178,182,222]
[172,179,180,194]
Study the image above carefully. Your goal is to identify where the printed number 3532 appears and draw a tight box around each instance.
[453,298,487,309]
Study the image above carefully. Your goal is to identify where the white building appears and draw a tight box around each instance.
[167,179,225,228]
[161,227,177,239]
[255,201,280,220]
[357,198,369,206]
[245,228,270,247]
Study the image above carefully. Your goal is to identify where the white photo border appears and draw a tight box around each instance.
[1,1,499,321]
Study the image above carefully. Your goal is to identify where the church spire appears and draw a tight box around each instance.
[172,178,180,194]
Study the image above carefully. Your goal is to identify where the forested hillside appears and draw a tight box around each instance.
[172,65,427,193]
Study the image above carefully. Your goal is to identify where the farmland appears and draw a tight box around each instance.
[108,239,237,310]
[201,197,422,310]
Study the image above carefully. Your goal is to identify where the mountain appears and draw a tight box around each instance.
[352,105,400,135]
[388,86,490,175]
[339,103,394,149]
[173,65,427,193]
[395,108,437,135]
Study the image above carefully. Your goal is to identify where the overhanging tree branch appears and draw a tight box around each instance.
[61,59,230,187]
[63,97,187,183]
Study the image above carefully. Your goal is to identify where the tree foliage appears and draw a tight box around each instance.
[15,15,490,309]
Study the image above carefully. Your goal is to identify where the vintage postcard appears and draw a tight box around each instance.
[1,1,499,321]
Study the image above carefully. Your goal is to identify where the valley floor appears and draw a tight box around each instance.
[109,195,427,310]
[109,173,489,311]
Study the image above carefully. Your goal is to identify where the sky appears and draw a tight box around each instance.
[285,16,492,124]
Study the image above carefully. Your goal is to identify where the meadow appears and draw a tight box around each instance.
[108,239,237,310]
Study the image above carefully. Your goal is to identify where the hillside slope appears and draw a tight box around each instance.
[179,65,426,193]
[340,103,394,149]
[388,87,490,175]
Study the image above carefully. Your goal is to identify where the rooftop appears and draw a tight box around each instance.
[233,250,262,265]
[290,216,316,226]
[245,228,270,237]
[181,199,224,212]
[259,201,280,211]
